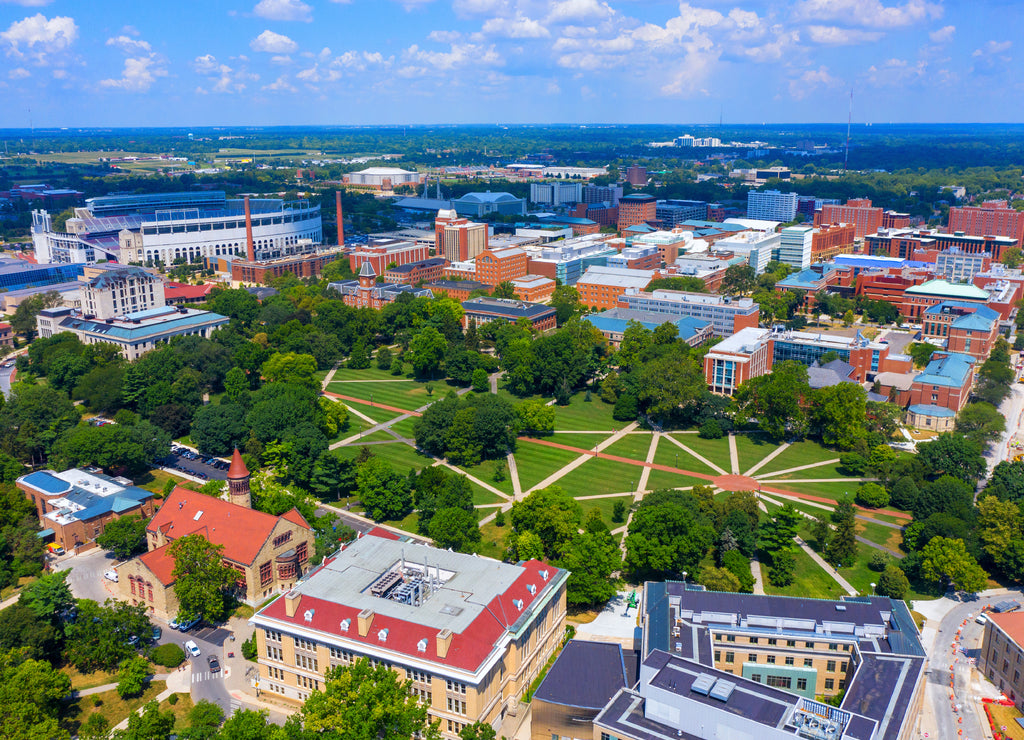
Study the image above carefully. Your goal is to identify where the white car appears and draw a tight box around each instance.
[103,570,118,583]
[185,640,201,657]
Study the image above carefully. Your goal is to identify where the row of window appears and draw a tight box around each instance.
[296,654,318,672]
[715,634,850,652]
[716,650,844,672]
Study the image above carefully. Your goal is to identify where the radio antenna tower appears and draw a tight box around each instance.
[844,89,853,172]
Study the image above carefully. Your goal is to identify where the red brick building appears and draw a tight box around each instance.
[576,267,655,311]
[425,279,489,302]
[616,194,657,232]
[383,258,447,285]
[330,264,434,308]
[901,279,990,319]
[510,275,556,302]
[625,166,648,186]
[867,228,1017,261]
[882,211,912,229]
[815,198,882,239]
[703,327,774,395]
[899,352,976,413]
[348,238,431,275]
[921,302,1000,361]
[461,297,557,331]
[164,282,215,305]
[0,322,12,348]
[948,200,1024,242]
[475,247,529,286]
[435,210,488,262]
[811,223,857,260]
[574,202,618,227]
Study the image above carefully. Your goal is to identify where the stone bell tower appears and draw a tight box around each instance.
[226,448,251,509]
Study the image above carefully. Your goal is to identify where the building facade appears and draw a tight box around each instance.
[529,182,581,206]
[475,247,529,286]
[816,198,883,239]
[250,533,569,737]
[509,275,556,303]
[980,611,1024,710]
[619,290,760,337]
[703,327,774,395]
[329,264,434,309]
[461,297,557,331]
[435,210,488,262]
[948,200,1024,242]
[348,238,431,276]
[746,190,797,222]
[617,194,657,231]
[778,225,814,270]
[577,266,656,311]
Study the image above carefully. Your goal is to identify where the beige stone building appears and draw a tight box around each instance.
[251,531,568,738]
[115,451,313,620]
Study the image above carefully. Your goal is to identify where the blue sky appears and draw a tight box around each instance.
[0,0,1019,127]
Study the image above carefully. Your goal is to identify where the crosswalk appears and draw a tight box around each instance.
[191,671,224,684]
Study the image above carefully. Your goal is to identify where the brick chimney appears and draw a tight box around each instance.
[336,190,344,248]
[244,196,255,262]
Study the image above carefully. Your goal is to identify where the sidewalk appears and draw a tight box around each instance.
[110,666,192,731]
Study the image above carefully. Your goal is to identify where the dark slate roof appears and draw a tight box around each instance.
[461,297,556,320]
[534,640,628,709]
[387,258,446,273]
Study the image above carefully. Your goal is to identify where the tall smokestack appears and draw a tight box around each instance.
[243,196,255,262]
[336,190,344,248]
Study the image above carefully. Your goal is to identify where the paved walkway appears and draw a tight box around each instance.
[111,667,192,731]
[728,433,740,474]
[522,423,644,492]
[794,536,857,595]
[323,391,422,418]
[744,442,790,477]
[750,555,765,595]
[507,452,522,499]
[636,433,659,496]
[755,458,841,478]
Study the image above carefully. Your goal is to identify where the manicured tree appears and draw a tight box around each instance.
[826,497,858,567]
[876,564,910,599]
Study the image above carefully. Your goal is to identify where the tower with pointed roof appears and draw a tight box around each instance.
[226,448,252,508]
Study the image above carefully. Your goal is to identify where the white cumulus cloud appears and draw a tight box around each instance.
[546,0,613,24]
[251,30,298,53]
[929,25,955,43]
[0,13,77,63]
[793,0,941,28]
[253,0,312,22]
[106,35,151,54]
[481,14,549,38]
[99,54,168,92]
[807,25,883,45]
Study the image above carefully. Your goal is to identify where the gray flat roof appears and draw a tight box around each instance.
[294,536,525,634]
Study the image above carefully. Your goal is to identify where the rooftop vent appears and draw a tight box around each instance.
[193,511,203,521]
[417,638,428,653]
[709,679,736,702]
[378,628,389,642]
[539,570,549,581]
[513,599,524,611]
[303,609,315,623]
[340,618,351,632]
[526,584,536,595]
[691,674,715,695]
[835,605,846,612]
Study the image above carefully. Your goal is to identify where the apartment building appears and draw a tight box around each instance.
[746,189,797,222]
[816,198,882,239]
[867,227,1017,261]
[812,222,857,261]
[251,532,568,737]
[948,200,1024,242]
[617,194,657,231]
[577,266,656,311]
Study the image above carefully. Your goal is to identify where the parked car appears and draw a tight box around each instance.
[169,616,180,630]
[152,626,162,641]
[103,570,118,583]
[184,640,201,657]
[207,655,220,673]
[177,615,201,632]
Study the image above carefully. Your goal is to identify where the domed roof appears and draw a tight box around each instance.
[227,448,249,479]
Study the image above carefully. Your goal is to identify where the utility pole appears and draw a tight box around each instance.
[844,89,853,173]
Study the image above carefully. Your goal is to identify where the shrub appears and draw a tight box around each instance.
[241,635,258,662]
[698,419,724,439]
[150,642,185,668]
[855,482,889,509]
[612,500,627,524]
[168,693,180,706]
[868,551,890,572]
[767,549,795,587]
[877,564,910,599]
[494,510,506,527]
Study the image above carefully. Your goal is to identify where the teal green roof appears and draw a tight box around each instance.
[904,280,988,299]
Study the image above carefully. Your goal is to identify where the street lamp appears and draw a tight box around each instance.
[682,571,688,585]
[870,582,876,595]
[675,453,679,468]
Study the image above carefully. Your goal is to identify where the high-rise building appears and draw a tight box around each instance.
[816,198,883,239]
[948,200,1024,242]
[656,199,709,227]
[434,210,488,262]
[746,190,798,222]
[529,181,582,206]
[625,165,648,186]
[617,194,657,231]
[778,225,814,270]
[581,184,623,206]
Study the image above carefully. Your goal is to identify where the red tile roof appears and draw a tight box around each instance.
[991,612,1024,649]
[365,526,401,541]
[137,545,176,586]
[259,547,560,674]
[227,449,248,479]
[165,282,215,300]
[148,487,311,566]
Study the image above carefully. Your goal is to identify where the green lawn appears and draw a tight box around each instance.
[514,440,585,492]
[766,479,859,502]
[456,457,516,497]
[668,434,733,473]
[856,518,904,552]
[469,482,508,507]
[329,415,377,442]
[478,520,509,560]
[733,433,780,474]
[652,437,719,476]
[360,441,436,473]
[753,440,841,477]
[762,547,848,600]
[381,510,421,536]
[576,494,633,530]
[389,416,419,439]
[758,460,850,481]
[603,433,657,462]
[331,364,411,382]
[341,402,406,425]
[546,432,616,452]
[327,380,436,412]
[644,468,712,492]
[555,456,646,497]
[551,395,621,432]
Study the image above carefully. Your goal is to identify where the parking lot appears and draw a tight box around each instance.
[163,445,229,481]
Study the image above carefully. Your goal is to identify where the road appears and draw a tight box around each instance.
[985,383,1024,482]
[0,362,13,398]
[917,591,1018,740]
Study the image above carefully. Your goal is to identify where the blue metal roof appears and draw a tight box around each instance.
[60,310,228,340]
[914,352,975,388]
[907,404,956,418]
[20,471,71,495]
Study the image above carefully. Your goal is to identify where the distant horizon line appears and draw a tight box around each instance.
[2,122,1024,133]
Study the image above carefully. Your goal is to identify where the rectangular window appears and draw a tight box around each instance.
[295,638,316,652]
[827,660,837,672]
[797,678,808,690]
[296,654,318,672]
[329,647,352,664]
[267,645,283,661]
[749,637,759,645]
[748,654,757,662]
[767,675,792,689]
[447,697,467,715]
[751,674,762,683]
[828,643,838,651]
[446,680,467,694]
[266,630,281,642]
[767,655,776,664]
[786,640,796,647]
[825,679,834,691]
[785,657,795,666]
[260,561,273,586]
[804,658,813,667]
[805,642,814,649]
[725,652,734,664]
[296,542,309,563]
[715,651,721,662]
[273,531,293,548]
[768,639,777,646]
